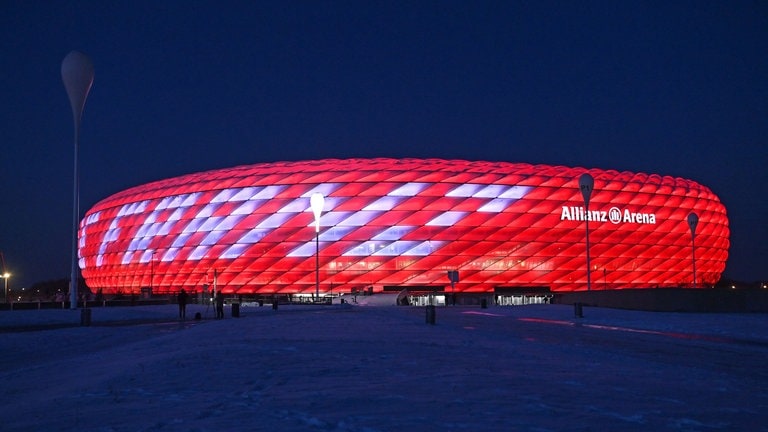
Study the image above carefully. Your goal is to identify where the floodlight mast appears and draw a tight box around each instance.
[310,193,325,301]
[579,173,594,291]
[62,51,94,310]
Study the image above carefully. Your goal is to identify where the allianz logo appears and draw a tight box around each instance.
[560,206,657,225]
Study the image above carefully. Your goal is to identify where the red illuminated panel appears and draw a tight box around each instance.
[78,159,729,294]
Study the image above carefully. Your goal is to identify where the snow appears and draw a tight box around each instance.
[1,299,767,431]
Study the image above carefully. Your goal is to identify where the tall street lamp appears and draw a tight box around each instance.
[62,51,94,310]
[150,250,155,294]
[579,173,594,291]
[687,212,699,288]
[310,193,325,301]
[2,273,9,304]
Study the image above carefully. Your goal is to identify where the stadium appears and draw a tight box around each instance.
[78,158,729,303]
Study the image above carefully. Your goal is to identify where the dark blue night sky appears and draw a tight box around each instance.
[1,1,766,289]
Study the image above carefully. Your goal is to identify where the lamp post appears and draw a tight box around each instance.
[579,173,594,291]
[447,270,459,305]
[62,51,94,310]
[687,212,698,288]
[0,252,7,304]
[150,250,155,294]
[310,193,325,301]
[2,273,9,304]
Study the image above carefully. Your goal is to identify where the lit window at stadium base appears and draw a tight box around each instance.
[78,159,729,295]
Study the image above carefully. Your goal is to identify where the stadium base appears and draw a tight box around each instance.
[555,288,768,312]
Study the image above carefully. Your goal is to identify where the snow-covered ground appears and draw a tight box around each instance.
[0,299,766,431]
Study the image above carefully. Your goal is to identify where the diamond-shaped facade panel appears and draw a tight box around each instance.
[79,158,729,294]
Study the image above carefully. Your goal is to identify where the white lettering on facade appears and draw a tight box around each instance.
[622,209,656,224]
[561,206,656,225]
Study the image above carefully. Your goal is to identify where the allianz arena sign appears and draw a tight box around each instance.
[560,206,657,225]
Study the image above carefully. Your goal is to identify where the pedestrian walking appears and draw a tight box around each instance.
[215,291,224,319]
[178,288,189,320]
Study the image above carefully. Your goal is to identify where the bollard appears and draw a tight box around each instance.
[574,302,583,318]
[80,308,92,326]
[232,302,240,318]
[425,305,436,325]
[272,301,278,311]
[480,298,488,309]
[258,300,264,307]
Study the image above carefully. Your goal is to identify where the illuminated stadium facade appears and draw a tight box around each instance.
[78,158,729,296]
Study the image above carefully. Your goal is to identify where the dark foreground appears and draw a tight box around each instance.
[0,303,766,431]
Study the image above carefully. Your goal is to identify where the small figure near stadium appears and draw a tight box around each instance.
[178,289,189,320]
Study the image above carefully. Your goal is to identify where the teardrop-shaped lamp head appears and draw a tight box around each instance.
[578,173,594,205]
[687,212,699,236]
[61,50,95,125]
[310,193,325,232]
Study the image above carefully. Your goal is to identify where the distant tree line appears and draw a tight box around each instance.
[20,277,91,302]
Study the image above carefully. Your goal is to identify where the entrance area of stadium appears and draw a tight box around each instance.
[494,286,553,306]
[387,285,553,306]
